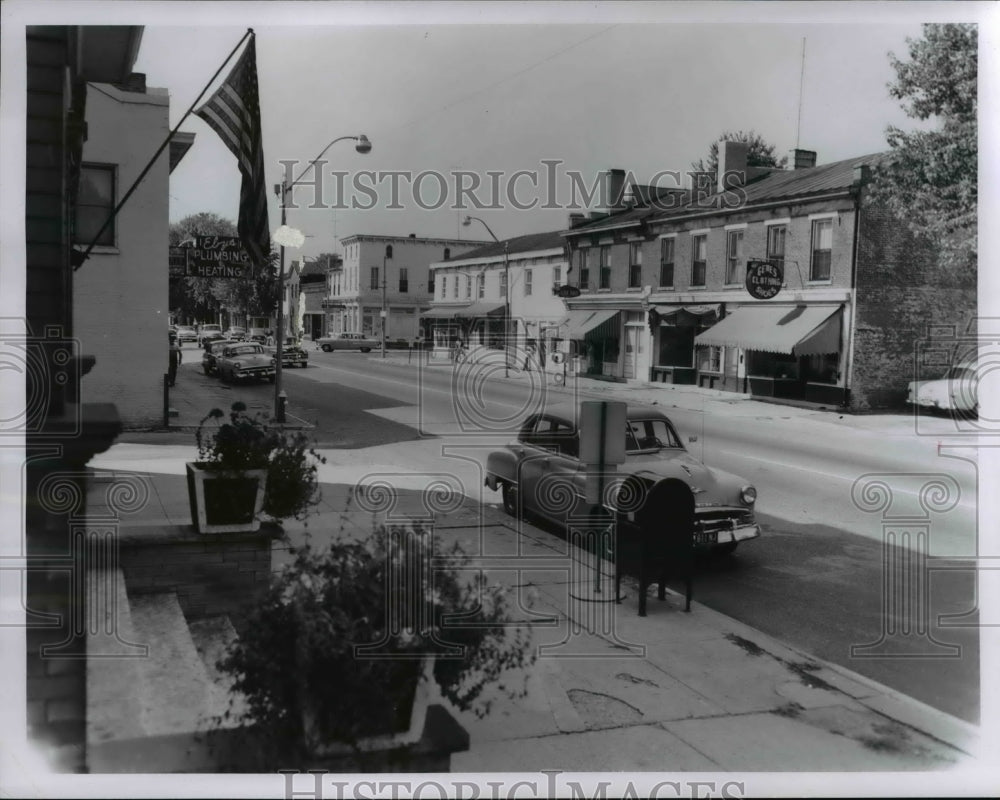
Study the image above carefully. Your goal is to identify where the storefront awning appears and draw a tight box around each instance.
[559,309,620,340]
[455,301,505,318]
[655,304,721,324]
[420,306,468,319]
[694,304,842,355]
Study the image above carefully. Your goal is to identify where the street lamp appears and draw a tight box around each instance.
[380,244,393,358]
[273,134,371,421]
[462,215,510,378]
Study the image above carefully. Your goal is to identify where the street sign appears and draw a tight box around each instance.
[555,284,582,298]
[745,259,784,299]
[185,236,254,279]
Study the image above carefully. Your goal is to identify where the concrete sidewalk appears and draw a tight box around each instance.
[88,465,982,774]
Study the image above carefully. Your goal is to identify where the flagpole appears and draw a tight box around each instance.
[73,28,255,270]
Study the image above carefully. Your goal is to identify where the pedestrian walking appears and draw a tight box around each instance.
[168,331,182,387]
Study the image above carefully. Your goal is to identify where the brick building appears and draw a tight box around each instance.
[562,144,976,409]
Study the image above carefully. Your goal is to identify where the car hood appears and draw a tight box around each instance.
[625,450,750,506]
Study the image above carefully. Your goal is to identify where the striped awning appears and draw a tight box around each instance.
[559,309,620,340]
[694,304,842,355]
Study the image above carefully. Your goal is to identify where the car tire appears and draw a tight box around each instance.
[501,482,519,518]
[300,362,307,369]
[268,376,275,384]
[203,366,210,375]
[322,344,332,352]
[361,347,371,353]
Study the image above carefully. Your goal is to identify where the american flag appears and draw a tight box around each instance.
[195,35,270,267]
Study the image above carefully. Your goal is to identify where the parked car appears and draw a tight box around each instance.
[247,327,269,344]
[224,326,247,342]
[201,338,237,375]
[174,325,198,344]
[215,342,276,384]
[316,332,377,352]
[485,403,760,554]
[198,324,225,347]
[266,337,309,368]
[907,358,978,415]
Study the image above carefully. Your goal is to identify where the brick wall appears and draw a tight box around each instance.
[118,525,277,635]
[851,201,977,410]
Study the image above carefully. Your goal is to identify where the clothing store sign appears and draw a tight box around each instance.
[745,260,783,300]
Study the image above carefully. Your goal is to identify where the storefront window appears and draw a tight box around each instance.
[697,345,722,372]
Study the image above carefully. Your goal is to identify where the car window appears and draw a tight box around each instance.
[626,419,683,452]
[521,416,579,458]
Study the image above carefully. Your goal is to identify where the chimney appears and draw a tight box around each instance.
[852,164,871,185]
[791,149,817,170]
[601,168,627,213]
[717,141,749,193]
[568,212,587,228]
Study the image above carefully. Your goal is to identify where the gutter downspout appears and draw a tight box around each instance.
[845,185,863,410]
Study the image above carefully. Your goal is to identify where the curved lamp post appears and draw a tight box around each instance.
[462,215,509,378]
[273,134,371,421]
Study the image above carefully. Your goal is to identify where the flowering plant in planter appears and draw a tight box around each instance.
[216,523,535,760]
[191,402,326,528]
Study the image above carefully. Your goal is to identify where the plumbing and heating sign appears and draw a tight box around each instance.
[172,237,254,279]
[745,259,783,299]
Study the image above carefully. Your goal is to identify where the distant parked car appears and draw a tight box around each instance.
[485,402,760,555]
[247,327,269,344]
[224,327,247,342]
[215,342,276,384]
[316,332,377,353]
[201,338,237,375]
[174,325,198,344]
[907,358,978,416]
[266,337,309,368]
[198,324,225,347]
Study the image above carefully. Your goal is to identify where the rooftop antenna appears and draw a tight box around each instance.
[795,37,806,149]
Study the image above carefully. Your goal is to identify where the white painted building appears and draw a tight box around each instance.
[329,234,488,341]
[72,77,192,427]
[425,230,569,371]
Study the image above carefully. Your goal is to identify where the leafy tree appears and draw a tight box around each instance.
[691,129,788,181]
[868,23,977,263]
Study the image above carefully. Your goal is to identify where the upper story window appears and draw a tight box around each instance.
[428,273,435,296]
[452,274,459,299]
[691,233,707,287]
[599,246,611,289]
[766,225,786,272]
[810,218,833,281]
[443,247,451,261]
[524,268,533,296]
[725,229,744,285]
[628,242,642,288]
[577,249,590,291]
[464,274,472,299]
[552,266,561,288]
[74,164,116,246]
[399,267,408,293]
[499,270,508,299]
[385,244,393,259]
[659,238,675,288]
[477,274,485,299]
[370,266,380,290]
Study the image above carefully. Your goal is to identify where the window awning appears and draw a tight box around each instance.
[420,306,467,319]
[455,301,506,318]
[558,309,620,339]
[694,304,842,355]
[655,304,721,325]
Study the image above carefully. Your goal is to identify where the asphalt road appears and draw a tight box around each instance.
[153,347,981,723]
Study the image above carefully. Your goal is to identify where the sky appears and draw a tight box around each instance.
[85,4,972,261]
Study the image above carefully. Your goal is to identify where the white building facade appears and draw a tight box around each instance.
[328,234,488,341]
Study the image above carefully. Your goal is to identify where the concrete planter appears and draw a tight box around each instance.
[185,462,267,534]
[302,657,435,757]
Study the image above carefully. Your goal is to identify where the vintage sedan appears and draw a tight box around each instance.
[198,324,225,347]
[215,342,276,384]
[907,358,978,416]
[485,403,760,554]
[224,326,247,342]
[266,337,309,368]
[174,325,198,344]
[316,332,377,352]
[201,338,237,375]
